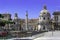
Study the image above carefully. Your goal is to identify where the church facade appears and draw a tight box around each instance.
[38,5,52,31]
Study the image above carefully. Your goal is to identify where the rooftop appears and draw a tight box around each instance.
[53,11,60,15]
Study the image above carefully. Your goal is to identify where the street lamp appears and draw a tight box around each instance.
[51,21,55,36]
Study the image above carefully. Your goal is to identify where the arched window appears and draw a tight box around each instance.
[43,26,45,30]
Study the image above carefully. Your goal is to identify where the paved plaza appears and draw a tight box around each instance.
[1,31,59,40]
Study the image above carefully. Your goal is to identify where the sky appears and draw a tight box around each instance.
[0,0,60,19]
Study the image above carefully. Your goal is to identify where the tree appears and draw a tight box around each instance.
[0,20,15,26]
[0,14,4,18]
[0,21,5,26]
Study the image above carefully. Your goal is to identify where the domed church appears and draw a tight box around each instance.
[38,5,51,31]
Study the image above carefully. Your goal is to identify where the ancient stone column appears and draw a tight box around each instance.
[25,11,28,31]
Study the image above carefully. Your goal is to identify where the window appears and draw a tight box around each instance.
[55,16,58,21]
[43,26,45,30]
[48,17,49,20]
[57,16,58,21]
[43,13,45,14]
[43,17,45,20]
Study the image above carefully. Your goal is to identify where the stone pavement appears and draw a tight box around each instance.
[34,31,60,40]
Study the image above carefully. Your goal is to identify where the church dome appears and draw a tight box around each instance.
[14,13,18,19]
[40,5,50,16]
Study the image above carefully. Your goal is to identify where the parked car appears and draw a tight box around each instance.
[0,29,8,37]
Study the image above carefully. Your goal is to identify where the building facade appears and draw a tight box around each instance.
[38,5,51,31]
[22,19,38,31]
[2,13,11,21]
[53,11,60,30]
[13,13,21,31]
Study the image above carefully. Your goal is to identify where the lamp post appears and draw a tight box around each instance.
[52,21,54,36]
